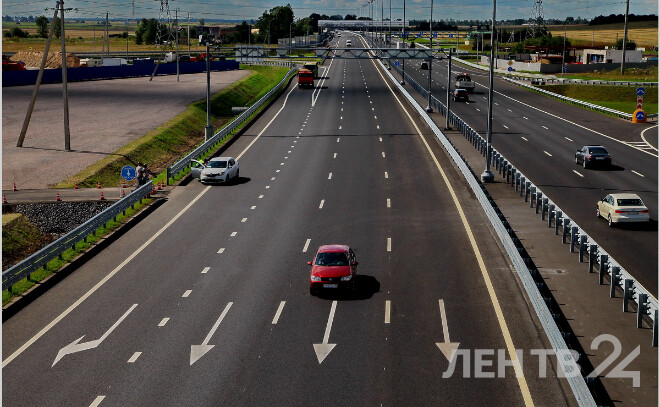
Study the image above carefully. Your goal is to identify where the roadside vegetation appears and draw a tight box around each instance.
[562,65,657,82]
[538,83,658,114]
[55,64,290,189]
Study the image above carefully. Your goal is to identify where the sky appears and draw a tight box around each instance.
[2,0,657,23]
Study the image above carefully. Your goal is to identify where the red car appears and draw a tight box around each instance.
[309,245,358,295]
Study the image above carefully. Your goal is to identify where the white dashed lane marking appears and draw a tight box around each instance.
[127,352,142,363]
[382,152,386,157]
[632,170,645,177]
[333,153,337,158]
[573,170,584,178]
[303,239,311,253]
[158,318,169,327]
[272,301,286,324]
[230,231,237,237]
[384,172,389,179]
[387,238,392,252]
[521,137,528,141]
[251,206,256,209]
[503,125,509,129]
[328,173,333,179]
[385,300,391,324]
[564,137,573,142]
[202,266,211,273]
[89,396,105,407]
[387,199,391,208]
[182,290,192,298]
[241,218,247,222]
[544,151,552,157]
[542,125,548,129]
[319,199,325,209]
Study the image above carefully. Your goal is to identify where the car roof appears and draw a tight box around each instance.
[455,88,467,92]
[609,193,642,200]
[210,157,234,161]
[318,244,350,253]
[584,145,606,148]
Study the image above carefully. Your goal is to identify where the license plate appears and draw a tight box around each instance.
[628,211,638,215]
[323,284,339,288]
[596,157,604,160]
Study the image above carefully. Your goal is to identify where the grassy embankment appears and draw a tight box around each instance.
[56,64,291,189]
[539,83,658,114]
[4,65,291,305]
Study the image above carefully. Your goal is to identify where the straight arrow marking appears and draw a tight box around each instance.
[435,299,460,363]
[313,300,337,364]
[53,303,138,367]
[190,302,233,365]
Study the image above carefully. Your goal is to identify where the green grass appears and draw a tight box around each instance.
[56,65,291,189]
[561,66,658,82]
[538,84,658,114]
[2,198,151,305]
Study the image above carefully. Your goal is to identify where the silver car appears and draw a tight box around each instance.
[191,157,239,184]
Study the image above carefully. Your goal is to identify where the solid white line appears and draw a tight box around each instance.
[521,137,528,141]
[387,238,391,252]
[319,199,325,209]
[303,239,311,253]
[230,232,237,237]
[127,352,142,363]
[328,173,333,179]
[640,125,659,152]
[503,125,509,129]
[631,170,645,177]
[202,266,211,273]
[384,171,389,178]
[241,218,247,223]
[544,151,552,157]
[385,300,391,324]
[3,182,214,367]
[272,301,286,324]
[382,152,386,158]
[564,137,573,142]
[182,290,192,298]
[387,198,391,208]
[573,170,584,178]
[158,318,169,327]
[89,396,105,407]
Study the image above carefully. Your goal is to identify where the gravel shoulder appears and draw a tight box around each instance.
[2,70,250,190]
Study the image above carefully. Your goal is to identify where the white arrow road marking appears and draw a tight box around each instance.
[314,300,338,364]
[435,300,460,363]
[53,304,138,367]
[190,302,233,365]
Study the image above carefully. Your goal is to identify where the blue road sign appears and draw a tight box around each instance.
[449,34,453,38]
[395,61,400,67]
[121,165,136,181]
[635,110,646,121]
[636,87,646,96]
[508,66,513,72]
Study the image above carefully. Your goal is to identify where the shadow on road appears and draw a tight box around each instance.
[314,274,381,301]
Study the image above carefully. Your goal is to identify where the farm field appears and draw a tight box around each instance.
[547,21,658,49]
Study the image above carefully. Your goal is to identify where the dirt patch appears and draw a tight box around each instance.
[10,51,80,69]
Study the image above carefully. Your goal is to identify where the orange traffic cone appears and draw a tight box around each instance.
[122,188,126,197]
[100,191,105,200]
[12,183,17,191]
[56,193,61,201]
[3,195,7,204]
[74,182,79,189]
[121,179,126,188]
[157,180,162,190]
[150,184,156,195]
[97,180,101,189]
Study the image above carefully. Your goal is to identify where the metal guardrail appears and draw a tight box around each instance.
[166,67,297,181]
[388,59,658,347]
[2,182,154,292]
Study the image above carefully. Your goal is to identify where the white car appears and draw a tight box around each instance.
[191,157,239,184]
[346,39,352,47]
[597,193,649,227]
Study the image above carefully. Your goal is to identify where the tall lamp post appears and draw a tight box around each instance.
[401,0,406,85]
[481,0,496,182]
[204,41,213,141]
[425,0,434,113]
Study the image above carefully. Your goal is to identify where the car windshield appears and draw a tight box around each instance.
[589,147,608,154]
[617,199,644,206]
[207,161,227,168]
[315,252,349,266]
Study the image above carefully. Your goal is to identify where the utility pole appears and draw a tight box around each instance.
[105,12,109,58]
[481,0,497,183]
[401,0,405,85]
[445,48,451,130]
[205,41,213,141]
[620,0,630,74]
[187,12,191,56]
[61,0,71,150]
[17,1,59,148]
[175,8,179,81]
[426,0,434,113]
[561,26,566,78]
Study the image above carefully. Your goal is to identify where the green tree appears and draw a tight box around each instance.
[614,38,637,50]
[199,18,205,26]
[35,15,49,38]
[254,4,294,44]
[135,18,159,45]
[53,16,61,38]
[10,27,28,38]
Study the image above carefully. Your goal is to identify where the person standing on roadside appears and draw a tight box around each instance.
[136,162,145,186]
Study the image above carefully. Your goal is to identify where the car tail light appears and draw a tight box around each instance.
[640,210,649,213]
[615,210,626,213]
[586,155,592,160]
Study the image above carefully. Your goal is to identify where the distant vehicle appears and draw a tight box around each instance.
[190,157,239,184]
[2,55,25,71]
[420,61,429,70]
[575,145,611,169]
[455,73,475,93]
[303,63,319,78]
[346,39,352,47]
[597,193,649,227]
[452,89,469,102]
[309,245,358,295]
[298,69,315,88]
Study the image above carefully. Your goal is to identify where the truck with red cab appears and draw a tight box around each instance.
[298,69,314,88]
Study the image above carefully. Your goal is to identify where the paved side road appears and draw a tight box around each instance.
[2,70,250,190]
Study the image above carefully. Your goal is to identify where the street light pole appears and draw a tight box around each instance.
[620,0,630,74]
[481,0,496,183]
[425,0,434,113]
[445,48,452,130]
[175,8,179,82]
[204,42,213,141]
[60,0,71,150]
[401,0,406,85]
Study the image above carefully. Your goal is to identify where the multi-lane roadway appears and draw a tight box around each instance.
[3,35,575,406]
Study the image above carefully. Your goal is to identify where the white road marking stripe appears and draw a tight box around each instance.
[382,152,386,157]
[573,170,584,177]
[272,301,286,324]
[337,137,341,142]
[476,108,480,112]
[521,137,528,141]
[328,173,333,179]
[385,300,391,324]
[89,396,105,407]
[387,238,392,252]
[259,195,264,199]
[241,218,247,222]
[564,137,573,142]
[230,231,237,237]
[251,205,256,209]
[503,125,509,129]
[158,318,169,327]
[127,352,142,363]
[340,116,343,120]
[377,125,380,129]
[319,199,325,209]
[379,137,383,142]
[333,153,337,158]
[387,198,391,208]
[542,125,548,129]
[507,108,512,112]
[374,116,378,120]
[266,185,271,189]
[632,170,645,177]
[202,266,211,273]
[183,290,192,298]
[384,171,389,178]
[544,151,552,157]
[303,239,311,253]
[280,162,284,165]
[523,116,528,120]
[271,177,276,180]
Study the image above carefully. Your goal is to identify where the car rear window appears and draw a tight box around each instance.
[589,147,608,154]
[315,252,349,266]
[617,199,644,206]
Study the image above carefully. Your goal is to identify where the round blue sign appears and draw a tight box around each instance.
[121,165,136,181]
[636,87,646,96]
[395,60,400,67]
[635,110,646,121]
[508,66,513,72]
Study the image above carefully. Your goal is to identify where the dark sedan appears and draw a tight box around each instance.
[575,145,611,169]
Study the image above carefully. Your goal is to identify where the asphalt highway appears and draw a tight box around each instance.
[390,46,658,293]
[3,35,574,406]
